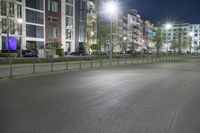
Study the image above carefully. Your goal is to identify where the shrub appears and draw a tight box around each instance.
[56,48,64,56]
[0,53,17,57]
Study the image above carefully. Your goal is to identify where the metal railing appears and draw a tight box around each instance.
[0,54,191,79]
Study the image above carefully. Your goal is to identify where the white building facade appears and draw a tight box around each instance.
[0,0,77,57]
[161,23,200,53]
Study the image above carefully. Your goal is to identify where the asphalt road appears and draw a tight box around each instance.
[0,57,200,133]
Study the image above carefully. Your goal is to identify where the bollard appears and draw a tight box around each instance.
[137,54,139,64]
[9,56,13,79]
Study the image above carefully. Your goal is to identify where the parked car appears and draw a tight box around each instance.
[22,50,38,57]
[70,51,89,56]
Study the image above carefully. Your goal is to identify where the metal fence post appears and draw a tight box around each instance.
[65,58,69,70]
[91,58,93,68]
[125,56,126,64]
[79,57,82,69]
[131,54,133,64]
[33,57,36,74]
[51,56,53,72]
[118,56,120,65]
[100,56,103,67]
[9,56,13,79]
[142,55,144,64]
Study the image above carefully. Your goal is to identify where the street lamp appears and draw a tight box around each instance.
[123,36,127,53]
[104,1,119,65]
[165,23,172,53]
[17,18,23,58]
[189,31,194,54]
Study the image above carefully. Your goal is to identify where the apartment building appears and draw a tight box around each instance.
[143,20,156,50]
[86,0,97,52]
[45,0,62,50]
[0,0,47,57]
[189,24,200,52]
[123,9,143,52]
[0,0,24,53]
[0,0,78,57]
[75,0,87,50]
[113,11,124,52]
[161,22,200,53]
[61,0,76,54]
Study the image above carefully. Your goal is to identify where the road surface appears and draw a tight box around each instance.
[0,57,200,133]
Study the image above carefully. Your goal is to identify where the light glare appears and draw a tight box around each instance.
[165,23,172,30]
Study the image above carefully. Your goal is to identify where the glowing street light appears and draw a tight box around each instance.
[164,23,173,53]
[104,0,119,65]
[165,23,172,30]
[189,31,194,37]
[17,18,23,24]
[17,18,23,57]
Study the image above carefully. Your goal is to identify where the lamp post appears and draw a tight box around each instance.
[165,23,172,53]
[123,36,127,53]
[105,1,118,65]
[189,32,194,54]
[17,18,23,58]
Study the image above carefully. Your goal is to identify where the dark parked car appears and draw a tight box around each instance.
[22,50,38,57]
[70,51,89,56]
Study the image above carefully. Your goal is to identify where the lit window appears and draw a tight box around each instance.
[48,0,58,13]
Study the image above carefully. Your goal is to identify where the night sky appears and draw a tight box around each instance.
[123,0,200,24]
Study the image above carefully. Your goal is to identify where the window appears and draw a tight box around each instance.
[66,4,73,16]
[48,0,58,13]
[66,29,73,40]
[66,17,73,27]
[48,17,59,23]
[1,1,6,16]
[26,9,44,24]
[80,0,86,10]
[48,28,58,38]
[9,2,15,17]
[1,18,7,33]
[17,4,22,18]
[66,0,73,4]
[26,0,44,10]
[26,41,44,50]
[1,19,16,34]
[26,24,44,38]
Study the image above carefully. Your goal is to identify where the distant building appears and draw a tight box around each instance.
[75,0,87,50]
[0,0,46,57]
[0,0,81,57]
[113,11,124,53]
[161,22,200,53]
[143,20,156,51]
[61,0,76,54]
[86,0,97,52]
[123,9,143,52]
[45,0,62,50]
[189,24,200,52]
